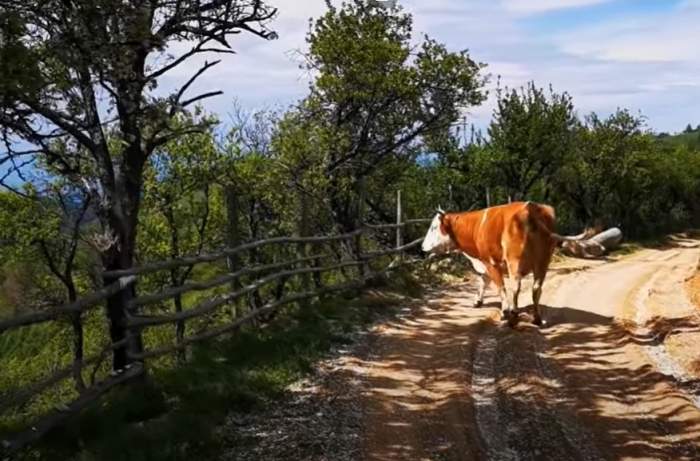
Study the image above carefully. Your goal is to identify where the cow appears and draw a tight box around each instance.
[421,202,581,327]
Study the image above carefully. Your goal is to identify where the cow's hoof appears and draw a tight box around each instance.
[501,310,518,327]
[532,315,543,327]
[507,312,519,328]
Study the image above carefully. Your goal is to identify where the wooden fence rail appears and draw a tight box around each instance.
[1,192,430,455]
[127,254,324,309]
[102,230,365,278]
[0,276,137,334]
[127,260,366,329]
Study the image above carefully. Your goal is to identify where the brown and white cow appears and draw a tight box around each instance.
[422,202,580,327]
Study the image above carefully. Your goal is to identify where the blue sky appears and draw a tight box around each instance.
[4,0,699,186]
[158,0,700,133]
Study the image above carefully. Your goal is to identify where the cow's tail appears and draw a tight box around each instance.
[526,203,586,244]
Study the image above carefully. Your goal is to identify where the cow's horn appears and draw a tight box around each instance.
[437,205,446,216]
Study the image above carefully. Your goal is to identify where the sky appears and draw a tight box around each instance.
[159,0,700,134]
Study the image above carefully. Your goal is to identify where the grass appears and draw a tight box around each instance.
[11,267,427,461]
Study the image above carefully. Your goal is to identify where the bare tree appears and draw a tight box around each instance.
[0,0,277,371]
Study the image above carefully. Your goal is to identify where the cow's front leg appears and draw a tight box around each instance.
[484,265,510,321]
[498,284,509,316]
[474,273,490,307]
[532,278,544,326]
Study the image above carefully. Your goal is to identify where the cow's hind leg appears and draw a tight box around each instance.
[505,258,524,327]
[532,277,544,326]
[531,246,553,326]
[506,274,522,327]
[532,268,549,327]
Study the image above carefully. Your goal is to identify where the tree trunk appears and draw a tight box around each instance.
[66,283,86,392]
[165,203,187,364]
[224,186,243,318]
[101,178,144,372]
[103,242,141,372]
[173,294,186,364]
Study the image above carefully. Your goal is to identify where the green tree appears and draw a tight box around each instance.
[280,0,487,235]
[0,185,94,390]
[488,81,578,201]
[0,0,277,370]
[138,112,228,360]
[551,109,687,235]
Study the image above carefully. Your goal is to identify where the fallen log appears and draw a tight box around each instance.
[589,227,623,250]
[561,227,623,258]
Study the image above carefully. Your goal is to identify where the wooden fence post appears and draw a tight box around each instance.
[486,188,491,207]
[356,178,369,277]
[298,191,312,292]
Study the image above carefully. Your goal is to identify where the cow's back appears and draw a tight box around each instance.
[472,202,528,265]
[506,202,558,276]
[473,202,556,274]
[450,202,558,276]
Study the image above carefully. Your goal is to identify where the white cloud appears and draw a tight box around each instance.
[559,14,700,63]
[151,0,699,134]
[501,0,612,15]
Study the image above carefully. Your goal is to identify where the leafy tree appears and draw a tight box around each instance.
[426,124,497,211]
[281,0,487,235]
[551,109,692,235]
[488,81,578,201]
[0,0,277,370]
[138,112,228,360]
[0,185,94,390]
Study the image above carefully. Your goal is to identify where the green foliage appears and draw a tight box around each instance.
[276,0,487,231]
[552,110,700,235]
[658,126,700,150]
[139,112,228,265]
[488,81,578,201]
[2,1,700,458]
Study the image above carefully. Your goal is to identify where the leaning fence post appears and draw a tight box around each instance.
[356,178,369,277]
[297,192,313,292]
[395,190,403,264]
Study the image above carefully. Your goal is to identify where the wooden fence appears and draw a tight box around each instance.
[0,204,431,455]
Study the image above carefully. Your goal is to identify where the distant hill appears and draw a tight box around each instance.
[656,125,700,149]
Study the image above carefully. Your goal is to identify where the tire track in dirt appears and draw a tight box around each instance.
[470,265,605,461]
[471,333,517,461]
[358,284,489,461]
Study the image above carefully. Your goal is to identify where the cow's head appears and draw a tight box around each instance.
[421,206,454,253]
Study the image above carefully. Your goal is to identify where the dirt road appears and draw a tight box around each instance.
[356,238,700,460]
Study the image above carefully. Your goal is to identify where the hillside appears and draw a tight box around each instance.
[658,126,700,149]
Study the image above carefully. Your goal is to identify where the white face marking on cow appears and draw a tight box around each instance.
[422,213,453,253]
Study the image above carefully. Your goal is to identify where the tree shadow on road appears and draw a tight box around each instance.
[518,307,700,461]
[351,283,491,461]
